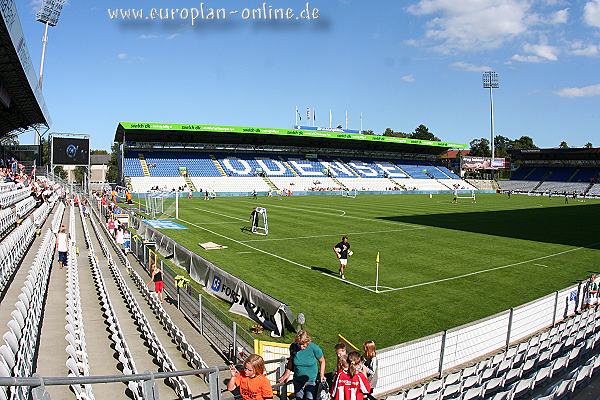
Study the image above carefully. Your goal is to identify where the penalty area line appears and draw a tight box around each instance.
[378,243,600,294]
[177,217,376,293]
[240,226,426,242]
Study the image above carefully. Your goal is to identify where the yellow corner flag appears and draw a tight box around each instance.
[376,251,380,263]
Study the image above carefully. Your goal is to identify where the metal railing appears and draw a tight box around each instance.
[1,359,288,400]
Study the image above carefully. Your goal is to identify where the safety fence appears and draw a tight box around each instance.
[1,359,289,400]
[128,233,255,363]
[374,283,583,395]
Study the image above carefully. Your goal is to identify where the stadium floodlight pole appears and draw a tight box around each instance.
[482,71,499,162]
[37,0,66,90]
[360,112,363,133]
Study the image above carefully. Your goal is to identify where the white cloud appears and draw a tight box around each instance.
[569,41,599,56]
[167,33,181,40]
[139,34,159,40]
[523,43,559,60]
[406,0,532,51]
[401,74,415,82]
[511,54,544,63]
[450,61,492,72]
[512,43,559,62]
[555,83,600,97]
[584,0,600,28]
[117,53,128,60]
[550,8,569,24]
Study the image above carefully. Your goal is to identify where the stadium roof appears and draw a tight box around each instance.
[511,147,600,161]
[115,122,467,155]
[0,0,51,136]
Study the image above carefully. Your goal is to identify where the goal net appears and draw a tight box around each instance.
[454,190,476,202]
[145,192,178,219]
[250,207,268,235]
[341,188,358,198]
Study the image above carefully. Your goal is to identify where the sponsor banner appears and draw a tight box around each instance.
[119,121,468,149]
[134,215,292,336]
[462,156,507,170]
[294,125,361,134]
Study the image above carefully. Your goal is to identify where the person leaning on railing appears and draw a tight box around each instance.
[278,330,326,400]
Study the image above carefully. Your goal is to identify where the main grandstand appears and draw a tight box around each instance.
[115,122,476,195]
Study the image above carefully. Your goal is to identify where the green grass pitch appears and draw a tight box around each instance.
[149,193,600,356]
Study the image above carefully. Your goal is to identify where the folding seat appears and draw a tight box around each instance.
[550,355,569,378]
[460,387,482,400]
[572,364,592,391]
[7,320,21,343]
[483,377,504,397]
[511,353,524,369]
[444,372,461,387]
[488,389,511,400]
[0,346,14,371]
[422,393,441,400]
[511,377,534,400]
[552,378,574,400]
[3,332,18,356]
[441,383,460,399]
[503,367,521,386]
[520,359,535,378]
[505,347,517,360]
[491,354,505,367]
[10,311,24,331]
[516,342,529,355]
[495,360,511,377]
[525,345,539,360]
[538,350,552,366]
[461,376,479,392]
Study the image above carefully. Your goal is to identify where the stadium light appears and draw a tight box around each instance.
[482,71,499,161]
[36,0,65,89]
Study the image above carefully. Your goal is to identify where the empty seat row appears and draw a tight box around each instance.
[88,213,192,398]
[0,209,16,239]
[0,188,31,209]
[393,307,600,400]
[32,202,51,228]
[0,183,16,194]
[0,219,36,296]
[51,202,66,233]
[14,197,35,219]
[128,261,209,372]
[79,203,144,400]
[0,228,57,400]
[64,205,94,400]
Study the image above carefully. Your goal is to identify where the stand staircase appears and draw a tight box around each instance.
[331,176,348,190]
[138,154,150,176]
[210,155,227,176]
[261,176,279,191]
[179,168,197,192]
[280,158,299,176]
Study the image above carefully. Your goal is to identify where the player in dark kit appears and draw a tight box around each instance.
[333,236,352,280]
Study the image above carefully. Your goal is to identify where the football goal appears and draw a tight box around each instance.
[250,207,268,235]
[453,190,476,203]
[341,188,358,198]
[145,192,178,219]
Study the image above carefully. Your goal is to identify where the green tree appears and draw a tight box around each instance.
[53,166,67,179]
[511,136,537,150]
[494,135,511,158]
[362,130,375,135]
[91,149,109,155]
[559,141,569,149]
[411,124,440,141]
[74,166,87,183]
[107,143,120,183]
[469,138,491,157]
[584,142,593,148]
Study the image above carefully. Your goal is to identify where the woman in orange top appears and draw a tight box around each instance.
[227,354,273,400]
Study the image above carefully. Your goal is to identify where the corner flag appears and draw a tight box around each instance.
[376,252,380,263]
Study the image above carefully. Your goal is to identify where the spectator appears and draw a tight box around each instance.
[227,354,273,400]
[278,330,326,400]
[331,357,350,400]
[333,342,347,376]
[56,225,69,270]
[363,341,378,396]
[346,351,371,400]
[107,217,116,237]
[146,260,165,303]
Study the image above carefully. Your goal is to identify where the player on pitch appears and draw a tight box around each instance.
[333,236,352,280]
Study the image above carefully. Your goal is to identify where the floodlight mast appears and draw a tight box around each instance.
[36,0,65,89]
[482,71,499,162]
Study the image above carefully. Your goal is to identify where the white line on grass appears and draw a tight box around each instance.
[177,217,376,293]
[241,201,416,227]
[194,207,247,221]
[534,264,550,268]
[240,227,426,242]
[241,200,347,217]
[378,243,600,294]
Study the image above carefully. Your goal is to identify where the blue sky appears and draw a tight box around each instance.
[16,0,600,150]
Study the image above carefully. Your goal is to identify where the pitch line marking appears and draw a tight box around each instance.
[377,243,600,294]
[194,207,247,221]
[242,201,416,227]
[534,263,550,268]
[240,227,426,242]
[177,217,376,293]
[241,200,347,217]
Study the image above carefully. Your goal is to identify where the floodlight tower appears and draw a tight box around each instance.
[35,0,65,145]
[482,71,499,161]
[37,0,65,90]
